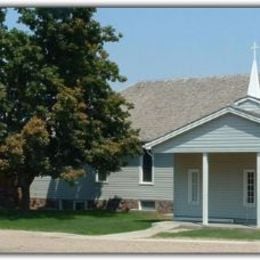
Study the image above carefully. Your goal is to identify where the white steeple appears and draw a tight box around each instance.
[248,41,260,99]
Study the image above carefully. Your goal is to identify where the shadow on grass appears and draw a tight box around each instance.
[0,209,121,221]
[134,219,165,224]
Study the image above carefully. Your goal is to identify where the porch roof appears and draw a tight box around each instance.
[143,105,260,150]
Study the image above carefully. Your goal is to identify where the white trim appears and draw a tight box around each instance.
[139,200,156,211]
[137,200,141,210]
[139,153,154,185]
[234,96,260,106]
[174,217,234,223]
[247,55,260,99]
[95,171,108,184]
[187,169,200,205]
[202,153,209,226]
[143,106,260,150]
[257,153,260,228]
[243,169,256,208]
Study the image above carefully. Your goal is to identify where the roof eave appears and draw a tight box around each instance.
[233,95,260,105]
[143,106,260,150]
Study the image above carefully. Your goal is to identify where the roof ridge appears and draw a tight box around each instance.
[122,73,250,92]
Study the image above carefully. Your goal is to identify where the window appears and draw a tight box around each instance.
[61,200,74,210]
[243,170,255,207]
[140,151,153,184]
[96,171,108,183]
[59,200,87,211]
[139,200,156,211]
[188,169,200,205]
[74,201,87,211]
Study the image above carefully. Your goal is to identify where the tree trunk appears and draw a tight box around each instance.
[20,185,31,211]
[15,176,34,211]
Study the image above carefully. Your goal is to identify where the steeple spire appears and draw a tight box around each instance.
[248,41,260,99]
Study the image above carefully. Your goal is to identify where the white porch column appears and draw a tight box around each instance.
[202,153,209,225]
[257,153,260,228]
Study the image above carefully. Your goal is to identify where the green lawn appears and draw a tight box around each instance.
[0,210,169,235]
[156,228,260,241]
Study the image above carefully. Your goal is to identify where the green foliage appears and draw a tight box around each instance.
[0,8,6,28]
[60,167,85,185]
[50,86,88,172]
[0,133,25,173]
[0,8,141,206]
[0,117,50,177]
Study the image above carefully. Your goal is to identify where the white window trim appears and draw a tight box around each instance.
[243,169,256,208]
[188,169,200,206]
[138,200,156,211]
[138,200,141,210]
[139,153,154,185]
[95,170,108,184]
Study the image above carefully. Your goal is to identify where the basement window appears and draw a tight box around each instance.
[74,201,87,211]
[59,200,87,211]
[61,200,74,210]
[96,171,108,183]
[139,200,156,211]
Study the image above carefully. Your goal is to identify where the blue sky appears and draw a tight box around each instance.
[5,8,260,90]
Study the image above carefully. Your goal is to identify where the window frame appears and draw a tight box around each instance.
[95,170,108,184]
[243,169,256,208]
[187,169,200,205]
[139,152,154,185]
[138,200,156,211]
[73,200,88,211]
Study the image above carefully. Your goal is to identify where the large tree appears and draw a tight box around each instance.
[0,8,141,209]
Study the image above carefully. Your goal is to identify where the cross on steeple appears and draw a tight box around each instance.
[252,41,260,61]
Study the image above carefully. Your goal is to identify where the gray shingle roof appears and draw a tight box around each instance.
[121,74,250,142]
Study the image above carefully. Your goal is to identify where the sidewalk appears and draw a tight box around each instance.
[1,228,260,253]
[102,220,258,240]
[101,221,181,239]
[1,221,260,253]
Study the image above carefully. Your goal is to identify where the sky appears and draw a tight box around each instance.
[5,8,260,91]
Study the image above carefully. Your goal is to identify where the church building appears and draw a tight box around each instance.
[31,42,260,227]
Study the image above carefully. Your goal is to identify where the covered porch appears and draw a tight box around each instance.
[173,152,260,227]
[144,109,260,228]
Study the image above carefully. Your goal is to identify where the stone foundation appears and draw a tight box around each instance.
[30,197,173,213]
[30,198,59,210]
[123,199,139,210]
[92,198,139,212]
[155,200,173,213]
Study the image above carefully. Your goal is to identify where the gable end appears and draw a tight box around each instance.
[144,106,260,151]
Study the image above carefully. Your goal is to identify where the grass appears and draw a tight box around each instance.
[156,227,260,241]
[0,210,169,235]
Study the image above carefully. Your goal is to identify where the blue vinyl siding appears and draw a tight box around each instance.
[237,99,260,114]
[30,154,174,202]
[153,114,260,153]
[174,153,256,220]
